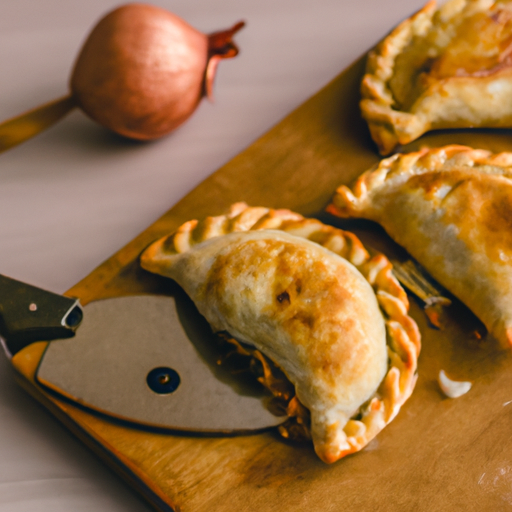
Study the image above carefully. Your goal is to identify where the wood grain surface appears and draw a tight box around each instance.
[10,55,512,512]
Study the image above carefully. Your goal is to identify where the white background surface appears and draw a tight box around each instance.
[0,0,425,510]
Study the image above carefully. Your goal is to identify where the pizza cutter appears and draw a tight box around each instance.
[0,274,286,433]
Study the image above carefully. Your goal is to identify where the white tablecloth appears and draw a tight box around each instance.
[0,0,425,509]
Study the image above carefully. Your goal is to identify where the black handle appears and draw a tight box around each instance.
[0,274,83,356]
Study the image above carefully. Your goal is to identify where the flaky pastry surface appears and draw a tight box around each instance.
[140,203,420,463]
[362,0,512,155]
[328,144,512,347]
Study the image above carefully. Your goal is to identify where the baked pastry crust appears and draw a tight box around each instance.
[362,0,512,155]
[328,144,512,347]
[140,203,420,463]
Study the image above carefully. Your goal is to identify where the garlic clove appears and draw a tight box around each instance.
[438,370,472,398]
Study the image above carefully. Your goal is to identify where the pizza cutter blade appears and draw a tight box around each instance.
[0,275,286,433]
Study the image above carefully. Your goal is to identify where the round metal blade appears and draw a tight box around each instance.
[36,294,286,432]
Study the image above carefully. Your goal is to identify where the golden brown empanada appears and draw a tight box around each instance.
[362,0,512,155]
[328,145,512,347]
[140,203,420,463]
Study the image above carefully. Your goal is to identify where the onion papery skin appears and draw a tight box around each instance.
[70,3,243,140]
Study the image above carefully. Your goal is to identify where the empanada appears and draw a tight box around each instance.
[362,0,512,155]
[140,203,420,463]
[328,145,512,347]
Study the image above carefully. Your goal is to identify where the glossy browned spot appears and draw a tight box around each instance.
[405,170,461,198]
[202,238,379,388]
[391,7,512,111]
[406,170,512,264]
[429,9,512,79]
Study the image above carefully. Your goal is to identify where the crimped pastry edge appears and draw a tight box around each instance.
[327,144,512,218]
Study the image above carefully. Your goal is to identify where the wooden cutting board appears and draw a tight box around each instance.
[10,54,512,511]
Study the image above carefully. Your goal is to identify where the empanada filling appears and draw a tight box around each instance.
[216,332,396,446]
[216,333,312,441]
